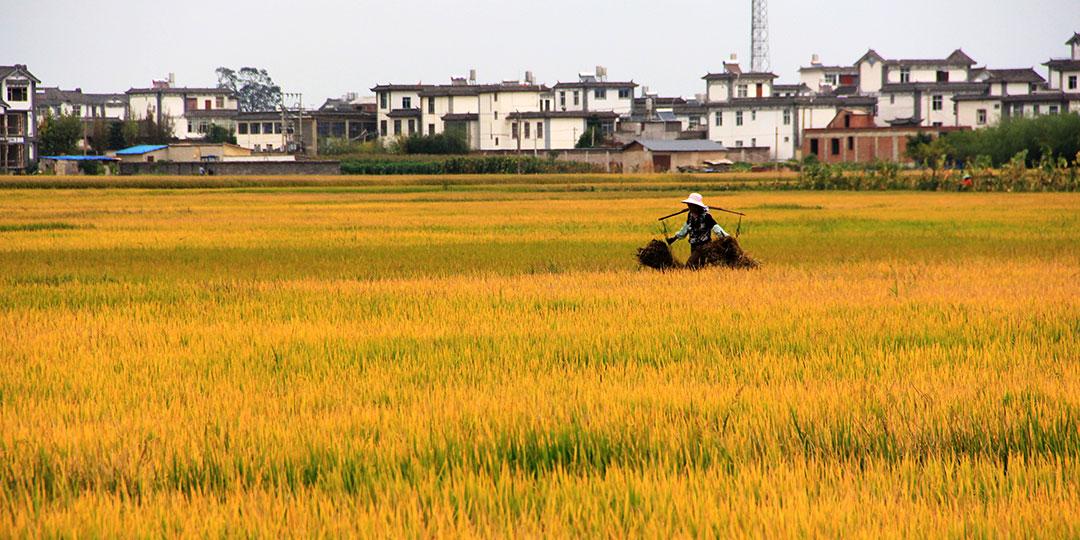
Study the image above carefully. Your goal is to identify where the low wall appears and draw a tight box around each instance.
[119,161,341,176]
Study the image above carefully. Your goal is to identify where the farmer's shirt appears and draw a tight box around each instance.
[674,211,729,247]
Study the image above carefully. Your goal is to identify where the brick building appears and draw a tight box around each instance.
[800,110,966,164]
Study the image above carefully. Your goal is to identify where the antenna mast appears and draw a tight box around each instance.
[751,0,770,72]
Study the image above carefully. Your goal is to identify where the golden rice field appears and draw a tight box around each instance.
[1,181,1078,537]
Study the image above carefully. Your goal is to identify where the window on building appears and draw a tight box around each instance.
[976,109,987,125]
[380,120,387,136]
[737,85,748,98]
[511,122,519,139]
[784,136,789,143]
[216,96,225,108]
[494,92,499,102]
[825,74,838,86]
[783,109,791,125]
[524,122,530,139]
[1014,104,1024,116]
[407,119,415,134]
[72,104,82,117]
[810,139,819,155]
[936,70,949,83]
[618,88,631,99]
[536,122,543,139]
[238,123,249,134]
[402,97,412,109]
[735,140,744,148]
[493,111,498,120]
[495,137,499,146]
[830,138,840,155]
[559,91,566,107]
[899,68,910,83]
[429,123,435,135]
[263,122,274,134]
[6,86,28,102]
[1069,76,1078,90]
[573,91,580,106]
[750,110,756,121]
[393,119,401,135]
[847,136,854,150]
[274,123,282,134]
[715,112,723,126]
[932,95,943,111]
[594,88,606,99]
[890,94,895,105]
[750,138,756,147]
[251,123,261,134]
[188,121,197,134]
[1033,104,1041,116]
[254,144,261,152]
[379,93,388,109]
[1049,105,1059,114]
[735,111,743,126]
[932,122,943,127]
[428,98,435,114]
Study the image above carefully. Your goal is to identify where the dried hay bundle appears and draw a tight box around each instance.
[636,239,679,270]
[689,236,759,269]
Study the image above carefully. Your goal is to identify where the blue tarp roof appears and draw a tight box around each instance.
[115,144,168,156]
[42,155,119,161]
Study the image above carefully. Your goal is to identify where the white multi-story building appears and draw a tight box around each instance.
[1044,33,1080,92]
[126,75,238,140]
[36,88,128,122]
[1,64,39,171]
[703,62,874,160]
[552,69,636,115]
[376,72,626,151]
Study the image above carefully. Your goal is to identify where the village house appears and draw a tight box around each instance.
[801,109,966,164]
[703,60,875,161]
[1,64,39,172]
[552,67,636,116]
[36,87,128,122]
[126,74,238,140]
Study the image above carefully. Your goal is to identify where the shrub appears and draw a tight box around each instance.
[400,133,470,155]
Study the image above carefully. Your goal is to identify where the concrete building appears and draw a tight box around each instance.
[126,75,238,140]
[1,64,40,172]
[36,87,128,122]
[552,67,636,115]
[703,61,875,161]
[113,142,253,163]
[801,110,966,164]
[621,139,728,173]
[798,55,858,94]
[1044,33,1080,92]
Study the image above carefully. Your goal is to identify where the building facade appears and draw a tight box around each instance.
[126,77,238,140]
[1,64,40,172]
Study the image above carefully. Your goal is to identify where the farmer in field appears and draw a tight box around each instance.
[666,193,730,268]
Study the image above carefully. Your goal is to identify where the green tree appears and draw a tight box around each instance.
[575,125,604,149]
[39,114,83,156]
[216,67,282,112]
[205,124,236,144]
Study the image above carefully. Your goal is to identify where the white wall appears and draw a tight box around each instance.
[858,59,883,94]
[956,99,1001,128]
[477,90,543,151]
[1,73,36,159]
[707,105,797,160]
[375,90,422,139]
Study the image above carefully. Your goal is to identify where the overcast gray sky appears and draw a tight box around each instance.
[5,0,1079,104]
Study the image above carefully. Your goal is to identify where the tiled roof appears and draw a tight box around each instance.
[880,82,989,93]
[1044,59,1080,71]
[185,109,238,117]
[0,65,41,83]
[707,95,877,109]
[386,108,422,118]
[885,49,976,67]
[441,113,479,121]
[984,68,1045,83]
[626,139,726,152]
[505,110,619,119]
[127,87,234,95]
[553,81,637,89]
[36,87,127,107]
[798,65,858,73]
[702,71,777,81]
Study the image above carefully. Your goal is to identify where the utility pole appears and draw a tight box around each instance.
[751,0,770,73]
